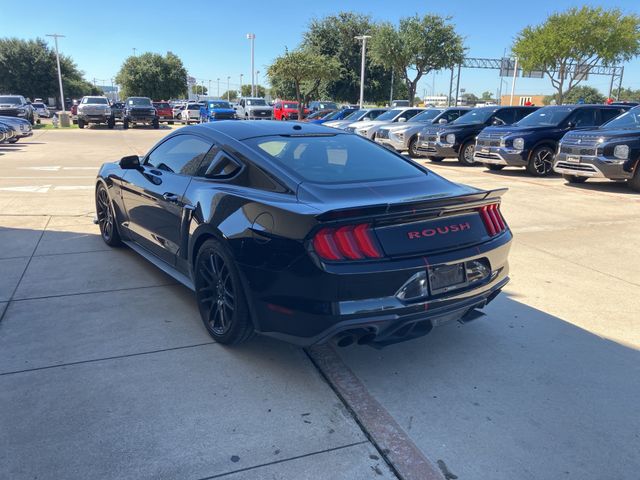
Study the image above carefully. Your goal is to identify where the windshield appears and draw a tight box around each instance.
[208,101,231,109]
[245,134,424,184]
[376,109,404,121]
[601,107,640,130]
[154,102,171,109]
[247,99,266,106]
[0,96,21,105]
[128,98,152,106]
[452,107,496,125]
[319,102,338,110]
[83,97,108,104]
[283,103,298,109]
[515,106,573,127]
[408,109,443,123]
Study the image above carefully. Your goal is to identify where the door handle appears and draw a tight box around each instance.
[162,192,180,203]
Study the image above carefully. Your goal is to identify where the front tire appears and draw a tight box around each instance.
[95,184,122,247]
[427,156,444,162]
[77,119,85,129]
[458,140,475,166]
[628,166,640,192]
[487,164,505,171]
[123,119,129,129]
[152,119,160,129]
[408,136,420,157]
[195,239,254,345]
[526,145,555,176]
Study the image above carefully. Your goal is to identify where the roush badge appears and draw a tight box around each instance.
[407,222,472,239]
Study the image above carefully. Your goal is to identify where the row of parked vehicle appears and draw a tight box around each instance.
[317,102,639,192]
[0,114,34,145]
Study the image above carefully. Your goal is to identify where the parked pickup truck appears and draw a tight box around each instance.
[77,96,114,129]
[200,100,237,122]
[123,97,159,129]
[554,105,640,191]
[235,97,272,120]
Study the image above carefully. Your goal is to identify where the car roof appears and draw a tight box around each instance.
[190,120,343,140]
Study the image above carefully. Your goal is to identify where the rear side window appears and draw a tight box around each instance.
[568,108,598,127]
[515,108,536,121]
[146,134,213,175]
[245,134,425,184]
[600,108,627,124]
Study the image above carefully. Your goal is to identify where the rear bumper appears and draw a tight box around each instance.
[241,232,512,347]
[553,153,631,180]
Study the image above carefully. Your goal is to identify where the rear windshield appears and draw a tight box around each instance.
[32,103,46,108]
[515,106,573,127]
[244,134,425,184]
[82,97,108,104]
[154,102,171,109]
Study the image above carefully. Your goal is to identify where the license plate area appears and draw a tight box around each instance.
[480,147,490,153]
[566,155,581,163]
[428,262,466,295]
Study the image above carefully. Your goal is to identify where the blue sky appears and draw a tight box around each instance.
[2,0,639,98]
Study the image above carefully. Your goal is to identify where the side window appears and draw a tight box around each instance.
[600,108,626,124]
[146,135,213,176]
[399,109,419,120]
[444,111,461,122]
[199,151,242,178]
[515,109,533,121]
[568,108,598,127]
[493,109,515,125]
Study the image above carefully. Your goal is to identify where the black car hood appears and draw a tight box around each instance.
[297,173,477,213]
[593,128,640,139]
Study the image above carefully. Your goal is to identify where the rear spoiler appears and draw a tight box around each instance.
[316,188,508,222]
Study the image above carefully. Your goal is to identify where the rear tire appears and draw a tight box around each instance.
[107,118,115,129]
[628,165,640,192]
[123,119,129,130]
[95,184,122,247]
[457,140,475,166]
[563,174,587,184]
[195,239,254,345]
[487,164,505,171]
[526,145,555,176]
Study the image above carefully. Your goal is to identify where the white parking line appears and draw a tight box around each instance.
[18,166,99,171]
[0,185,93,193]
[1,176,95,179]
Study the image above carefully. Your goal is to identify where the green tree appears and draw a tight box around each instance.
[267,49,340,118]
[0,37,98,104]
[616,87,640,101]
[302,12,397,103]
[220,90,238,101]
[370,14,465,106]
[481,91,494,101]
[513,7,640,104]
[191,85,208,96]
[115,52,187,100]
[240,84,267,97]
[542,86,606,105]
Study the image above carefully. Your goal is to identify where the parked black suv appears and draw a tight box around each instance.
[123,97,159,129]
[553,106,640,191]
[0,95,36,125]
[474,104,630,176]
[416,106,538,165]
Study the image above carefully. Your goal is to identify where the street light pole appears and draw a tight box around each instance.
[246,33,255,96]
[46,33,66,112]
[227,76,230,101]
[217,78,220,98]
[256,70,260,94]
[132,47,137,56]
[509,56,519,106]
[208,80,211,98]
[240,73,244,96]
[354,35,371,109]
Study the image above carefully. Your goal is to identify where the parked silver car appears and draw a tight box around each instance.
[375,107,472,156]
[348,107,425,139]
[324,108,388,129]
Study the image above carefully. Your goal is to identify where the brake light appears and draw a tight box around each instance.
[312,223,382,261]
[479,203,507,237]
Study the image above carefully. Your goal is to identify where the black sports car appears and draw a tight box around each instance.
[95,121,512,347]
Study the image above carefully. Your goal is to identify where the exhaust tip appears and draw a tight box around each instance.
[336,335,355,348]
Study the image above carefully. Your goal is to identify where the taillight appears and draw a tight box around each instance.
[312,223,382,261]
[479,203,507,237]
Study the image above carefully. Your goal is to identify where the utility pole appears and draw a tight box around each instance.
[246,33,256,96]
[240,73,244,96]
[354,35,371,109]
[227,76,230,101]
[132,47,137,56]
[46,34,66,112]
[509,56,519,106]
[208,80,211,98]
[217,78,220,98]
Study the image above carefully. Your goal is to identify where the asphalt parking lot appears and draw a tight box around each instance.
[1,124,639,480]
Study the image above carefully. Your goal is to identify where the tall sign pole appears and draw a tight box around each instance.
[46,34,66,112]
[355,35,371,109]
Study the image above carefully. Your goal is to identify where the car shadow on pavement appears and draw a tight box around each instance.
[335,293,640,480]
[562,180,638,195]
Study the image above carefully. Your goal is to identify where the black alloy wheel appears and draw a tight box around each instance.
[195,239,254,345]
[527,145,555,176]
[458,141,475,166]
[95,184,122,246]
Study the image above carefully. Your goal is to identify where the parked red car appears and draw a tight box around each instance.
[153,101,174,124]
[273,100,309,121]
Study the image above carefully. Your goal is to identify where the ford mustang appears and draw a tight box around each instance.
[95,121,512,347]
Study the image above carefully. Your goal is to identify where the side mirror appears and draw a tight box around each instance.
[492,118,504,126]
[566,121,575,129]
[119,155,141,170]
[397,117,407,123]
[438,118,448,124]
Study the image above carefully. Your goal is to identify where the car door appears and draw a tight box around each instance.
[120,134,215,265]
